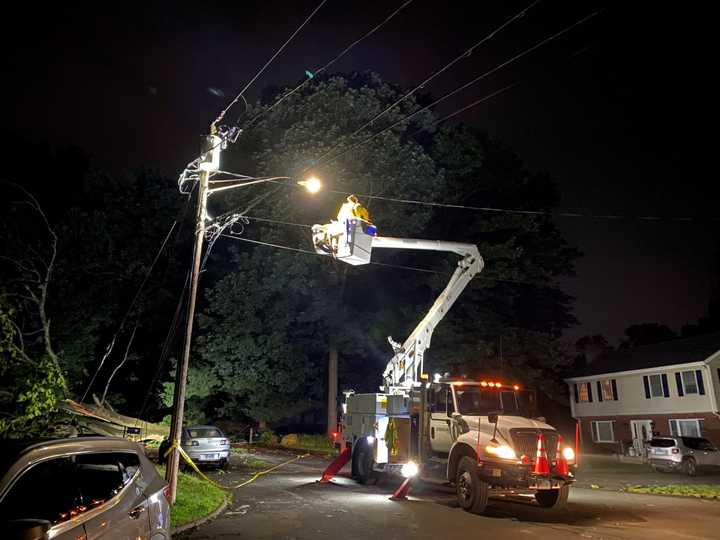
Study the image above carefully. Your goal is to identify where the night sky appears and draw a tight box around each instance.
[4,1,717,345]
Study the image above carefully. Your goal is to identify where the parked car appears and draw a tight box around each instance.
[648,436,720,476]
[0,436,170,540]
[158,425,230,469]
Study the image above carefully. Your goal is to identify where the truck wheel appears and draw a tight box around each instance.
[352,440,377,485]
[456,456,489,514]
[534,485,570,509]
[683,457,697,477]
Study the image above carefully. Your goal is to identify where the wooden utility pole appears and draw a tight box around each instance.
[165,139,213,504]
[327,347,338,437]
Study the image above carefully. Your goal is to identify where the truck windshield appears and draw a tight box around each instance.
[454,389,524,415]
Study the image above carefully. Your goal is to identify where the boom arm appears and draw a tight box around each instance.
[311,210,483,392]
[371,237,483,390]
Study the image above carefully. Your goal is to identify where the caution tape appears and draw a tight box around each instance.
[164,441,308,491]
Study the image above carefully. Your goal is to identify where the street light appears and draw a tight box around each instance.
[165,135,321,503]
[298,176,322,194]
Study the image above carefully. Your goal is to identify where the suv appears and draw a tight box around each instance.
[0,437,170,540]
[648,436,720,476]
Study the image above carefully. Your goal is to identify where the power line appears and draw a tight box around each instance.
[243,0,416,128]
[253,179,717,223]
[219,230,546,286]
[306,0,541,171]
[211,0,329,129]
[310,10,602,171]
[81,219,179,403]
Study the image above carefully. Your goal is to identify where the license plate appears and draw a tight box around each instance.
[652,448,666,455]
[202,453,218,460]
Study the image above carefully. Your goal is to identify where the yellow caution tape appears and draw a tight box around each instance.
[164,441,308,490]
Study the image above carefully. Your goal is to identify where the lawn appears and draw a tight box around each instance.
[230,447,274,468]
[156,465,227,528]
[624,484,720,499]
[280,433,337,455]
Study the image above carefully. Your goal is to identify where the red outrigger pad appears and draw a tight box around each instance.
[319,447,351,483]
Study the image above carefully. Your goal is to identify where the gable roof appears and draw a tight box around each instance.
[569,331,720,378]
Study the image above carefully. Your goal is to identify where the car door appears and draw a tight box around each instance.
[429,385,454,454]
[76,451,151,540]
[0,456,88,540]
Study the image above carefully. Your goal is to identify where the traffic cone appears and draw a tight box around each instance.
[389,477,412,501]
[555,435,569,476]
[534,433,550,475]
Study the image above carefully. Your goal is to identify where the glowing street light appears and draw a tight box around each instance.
[298,176,322,194]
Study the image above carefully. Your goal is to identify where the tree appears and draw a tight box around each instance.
[620,323,676,349]
[0,187,67,437]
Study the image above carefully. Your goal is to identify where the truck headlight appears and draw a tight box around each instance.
[562,447,575,462]
[401,461,419,478]
[485,444,517,460]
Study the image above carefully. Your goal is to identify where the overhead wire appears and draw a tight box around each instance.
[305,0,541,171]
[219,226,549,286]
[211,0,329,129]
[80,219,180,403]
[309,9,603,172]
[243,0,417,128]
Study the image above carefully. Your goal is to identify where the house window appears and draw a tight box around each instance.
[591,421,615,442]
[600,379,615,401]
[648,374,664,397]
[681,371,698,394]
[578,383,591,402]
[669,419,703,438]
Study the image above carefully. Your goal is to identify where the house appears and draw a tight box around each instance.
[565,332,720,454]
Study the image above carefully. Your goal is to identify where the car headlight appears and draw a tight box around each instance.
[485,444,517,460]
[401,461,419,478]
[562,447,575,461]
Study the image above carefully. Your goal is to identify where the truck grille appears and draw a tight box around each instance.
[510,429,559,461]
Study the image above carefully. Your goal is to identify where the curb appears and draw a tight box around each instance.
[171,495,230,536]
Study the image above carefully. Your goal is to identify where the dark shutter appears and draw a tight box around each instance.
[574,383,579,403]
[696,370,705,395]
[597,381,603,402]
[643,376,651,399]
[611,379,619,400]
[675,372,684,397]
[587,382,593,402]
[661,374,670,397]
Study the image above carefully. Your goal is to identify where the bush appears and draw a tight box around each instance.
[258,430,278,446]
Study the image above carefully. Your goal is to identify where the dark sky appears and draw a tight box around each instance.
[3,1,717,345]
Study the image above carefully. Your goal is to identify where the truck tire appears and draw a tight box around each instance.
[534,485,570,509]
[352,440,377,485]
[456,456,489,514]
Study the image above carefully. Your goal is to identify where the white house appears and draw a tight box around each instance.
[565,332,720,454]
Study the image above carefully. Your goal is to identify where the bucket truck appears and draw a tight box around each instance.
[312,197,576,514]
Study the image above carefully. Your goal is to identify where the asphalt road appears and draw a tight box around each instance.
[177,452,720,540]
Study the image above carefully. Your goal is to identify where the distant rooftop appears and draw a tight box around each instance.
[569,332,720,378]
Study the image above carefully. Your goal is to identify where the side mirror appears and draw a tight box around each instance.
[7,519,51,540]
[488,412,499,424]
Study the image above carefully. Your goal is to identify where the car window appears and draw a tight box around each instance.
[0,457,81,525]
[682,437,715,451]
[187,428,222,438]
[649,438,676,448]
[75,452,140,507]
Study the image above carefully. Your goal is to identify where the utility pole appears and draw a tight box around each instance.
[165,135,219,503]
[327,347,338,437]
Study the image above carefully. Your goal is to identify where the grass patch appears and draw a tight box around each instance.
[624,484,720,499]
[279,434,337,455]
[156,465,227,528]
[230,447,273,469]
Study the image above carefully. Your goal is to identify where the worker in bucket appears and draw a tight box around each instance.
[337,195,376,235]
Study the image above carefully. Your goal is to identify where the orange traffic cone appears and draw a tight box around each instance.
[534,433,550,475]
[555,435,569,476]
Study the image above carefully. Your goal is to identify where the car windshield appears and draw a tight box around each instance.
[187,428,222,439]
[454,389,529,416]
[650,438,676,447]
[682,437,715,451]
